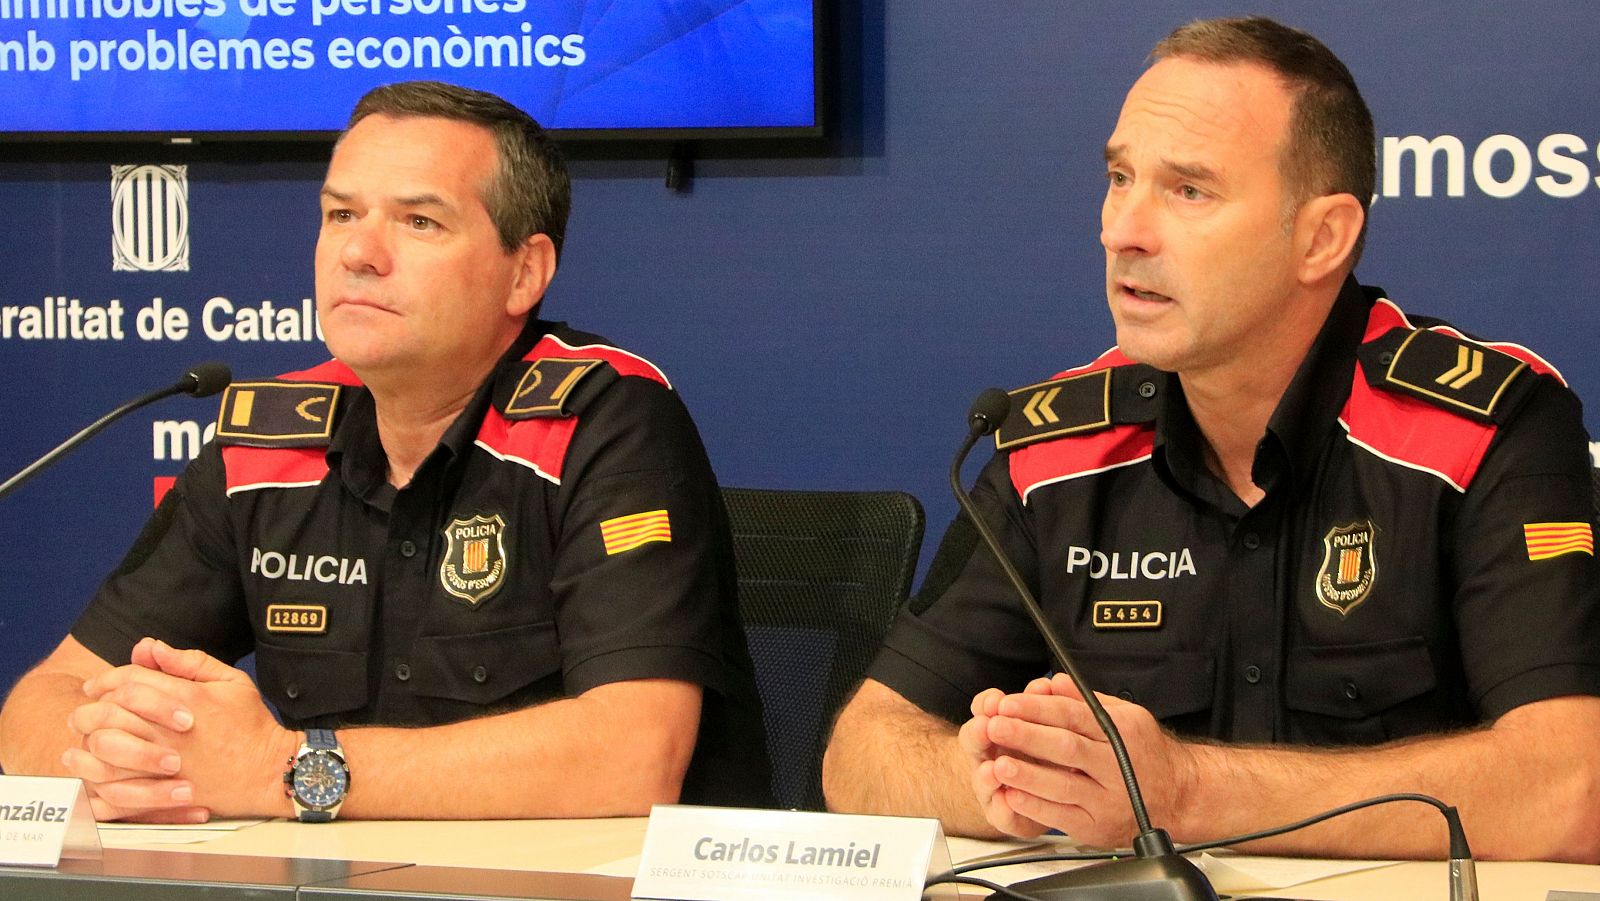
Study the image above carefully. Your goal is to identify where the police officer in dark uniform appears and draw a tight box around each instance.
[0,81,771,822]
[824,18,1600,861]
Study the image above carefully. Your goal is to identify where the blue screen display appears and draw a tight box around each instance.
[0,0,816,134]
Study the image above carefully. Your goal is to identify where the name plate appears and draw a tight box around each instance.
[632,805,955,901]
[0,776,101,867]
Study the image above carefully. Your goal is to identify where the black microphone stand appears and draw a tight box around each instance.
[949,390,1216,901]
[0,363,232,502]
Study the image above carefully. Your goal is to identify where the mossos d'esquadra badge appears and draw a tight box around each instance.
[1317,520,1376,616]
[440,513,508,605]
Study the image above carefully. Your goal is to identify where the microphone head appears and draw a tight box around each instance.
[182,362,233,398]
[968,388,1011,436]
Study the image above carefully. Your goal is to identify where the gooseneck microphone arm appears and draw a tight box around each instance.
[0,362,232,502]
[951,388,1161,842]
[949,388,1216,900]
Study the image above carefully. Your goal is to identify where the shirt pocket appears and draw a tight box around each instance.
[1285,636,1439,744]
[410,620,562,706]
[1071,648,1217,723]
[254,641,369,725]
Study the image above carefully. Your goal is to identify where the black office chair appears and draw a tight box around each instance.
[721,486,925,811]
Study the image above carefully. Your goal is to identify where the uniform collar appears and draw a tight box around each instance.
[326,318,554,506]
[1260,277,1376,491]
[1152,276,1376,510]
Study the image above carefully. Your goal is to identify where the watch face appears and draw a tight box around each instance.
[291,750,349,810]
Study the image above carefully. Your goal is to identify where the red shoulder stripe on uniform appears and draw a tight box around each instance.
[529,335,672,387]
[474,413,575,486]
[219,360,352,495]
[1011,425,1154,504]
[1008,346,1152,503]
[222,446,329,496]
[1372,297,1566,384]
[470,336,673,485]
[1344,297,1499,492]
[277,359,363,386]
[1056,345,1136,379]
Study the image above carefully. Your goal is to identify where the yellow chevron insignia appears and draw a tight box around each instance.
[1023,386,1062,426]
[1434,345,1484,390]
[1381,328,1526,420]
[995,369,1114,451]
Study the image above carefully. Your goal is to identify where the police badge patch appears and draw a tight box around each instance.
[1316,520,1376,616]
[440,513,509,606]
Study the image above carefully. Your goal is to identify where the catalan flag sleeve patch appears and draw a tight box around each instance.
[600,509,672,556]
[1524,522,1595,561]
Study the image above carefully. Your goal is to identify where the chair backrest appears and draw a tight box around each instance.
[1591,466,1600,518]
[721,486,924,811]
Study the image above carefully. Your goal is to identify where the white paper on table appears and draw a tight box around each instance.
[586,835,1400,893]
[944,836,1054,866]
[98,817,272,847]
[941,835,1107,887]
[938,840,1403,893]
[1195,853,1402,891]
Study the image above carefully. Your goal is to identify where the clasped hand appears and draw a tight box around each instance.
[957,672,1196,847]
[62,637,290,822]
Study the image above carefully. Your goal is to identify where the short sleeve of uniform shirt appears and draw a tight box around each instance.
[71,444,252,667]
[544,373,737,697]
[1442,376,1600,719]
[868,451,1051,725]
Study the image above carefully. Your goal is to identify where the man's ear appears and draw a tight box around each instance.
[1294,193,1365,286]
[507,233,557,317]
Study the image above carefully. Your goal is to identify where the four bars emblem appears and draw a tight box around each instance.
[112,164,191,272]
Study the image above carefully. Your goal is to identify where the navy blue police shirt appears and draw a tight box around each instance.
[72,319,773,807]
[870,280,1600,745]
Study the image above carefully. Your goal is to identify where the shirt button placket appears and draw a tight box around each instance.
[1232,522,1276,741]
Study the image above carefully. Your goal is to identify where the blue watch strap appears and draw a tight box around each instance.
[293,729,344,822]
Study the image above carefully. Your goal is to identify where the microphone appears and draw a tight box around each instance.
[950,389,1216,901]
[0,362,233,501]
[180,361,234,398]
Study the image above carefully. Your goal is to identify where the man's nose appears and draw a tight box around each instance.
[1101,189,1160,257]
[338,217,393,276]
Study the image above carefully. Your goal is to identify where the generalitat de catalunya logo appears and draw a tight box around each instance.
[111,164,190,272]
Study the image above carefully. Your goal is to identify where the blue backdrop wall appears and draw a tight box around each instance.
[3,1,1599,699]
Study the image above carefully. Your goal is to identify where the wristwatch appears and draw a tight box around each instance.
[283,728,349,822]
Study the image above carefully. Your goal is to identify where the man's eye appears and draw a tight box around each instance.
[1107,171,1129,187]
[409,216,436,231]
[328,209,353,223]
[1178,185,1204,201]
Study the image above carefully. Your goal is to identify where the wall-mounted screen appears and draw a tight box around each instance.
[0,0,821,140]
